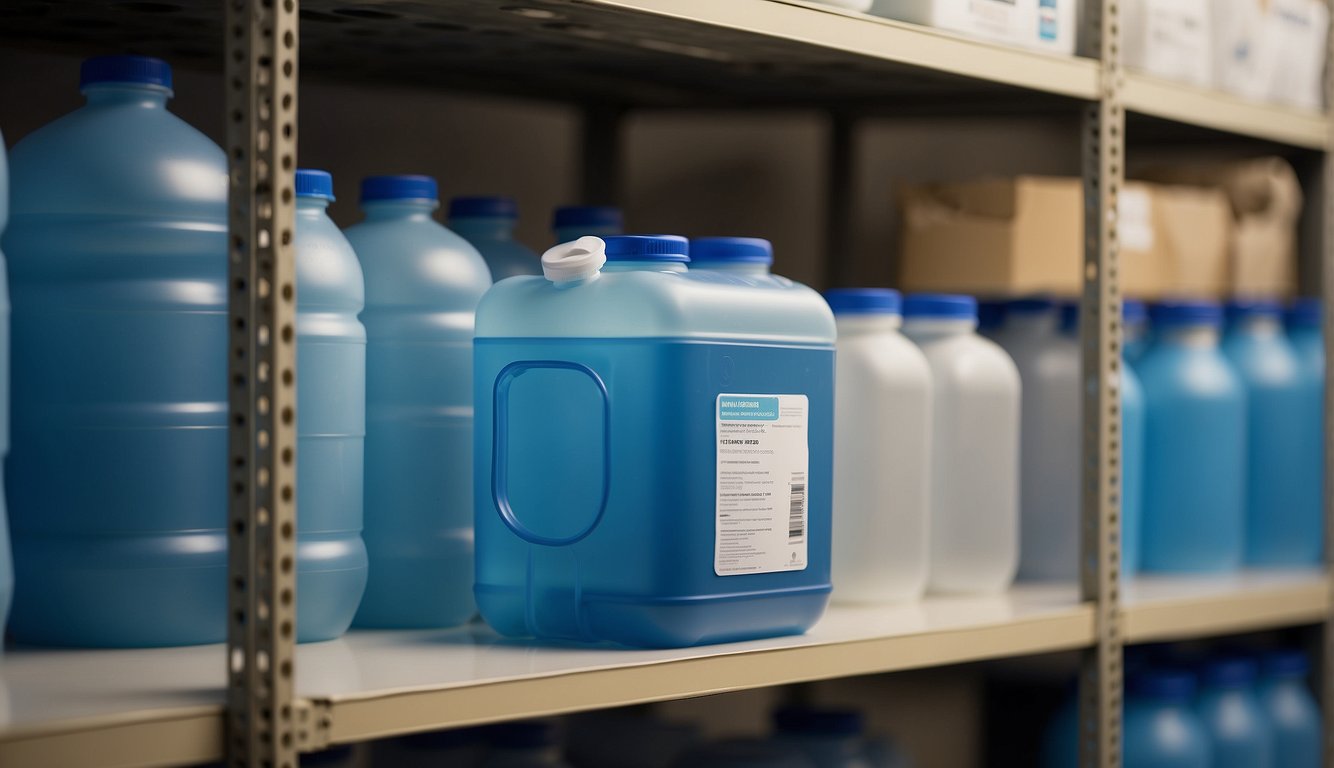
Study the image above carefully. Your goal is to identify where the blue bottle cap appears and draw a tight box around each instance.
[823,288,902,316]
[485,720,559,749]
[1202,657,1258,688]
[553,205,622,230]
[295,169,335,201]
[602,235,689,262]
[978,300,1008,331]
[690,237,774,266]
[1286,298,1322,328]
[1262,649,1311,678]
[773,707,864,736]
[903,293,978,321]
[1058,301,1079,333]
[1226,298,1284,321]
[360,174,438,203]
[80,55,173,90]
[1150,300,1223,328]
[1007,296,1056,314]
[1128,669,1196,702]
[1123,299,1148,325]
[449,196,518,219]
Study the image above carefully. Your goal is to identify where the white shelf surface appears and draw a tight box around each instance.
[1123,568,1331,643]
[1123,73,1329,149]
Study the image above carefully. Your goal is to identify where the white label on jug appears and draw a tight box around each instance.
[715,394,809,576]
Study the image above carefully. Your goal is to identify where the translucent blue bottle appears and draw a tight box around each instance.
[343,175,491,629]
[1285,299,1324,563]
[553,205,623,243]
[1137,301,1247,574]
[0,128,11,637]
[690,237,782,281]
[1258,650,1321,768]
[474,235,835,647]
[772,708,873,768]
[1220,300,1316,565]
[1194,658,1272,768]
[4,56,229,647]
[1124,299,1151,365]
[1124,670,1212,768]
[449,196,540,279]
[293,169,369,642]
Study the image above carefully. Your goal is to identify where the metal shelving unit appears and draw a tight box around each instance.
[0,1,1330,766]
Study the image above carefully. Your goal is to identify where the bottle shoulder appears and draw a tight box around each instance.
[344,218,492,304]
[296,212,365,310]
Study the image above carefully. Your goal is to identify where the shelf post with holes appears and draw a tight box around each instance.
[1324,7,1334,763]
[1078,0,1125,766]
[224,0,301,765]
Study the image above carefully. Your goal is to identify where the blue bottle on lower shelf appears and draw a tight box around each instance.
[1258,651,1321,768]
[293,169,369,642]
[450,196,540,280]
[1194,658,1272,768]
[1124,670,1212,768]
[1285,299,1325,563]
[772,707,873,768]
[1222,300,1318,566]
[1137,301,1246,574]
[344,175,491,629]
[0,128,11,638]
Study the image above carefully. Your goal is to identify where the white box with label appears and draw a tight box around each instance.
[1122,0,1214,88]
[871,0,1078,55]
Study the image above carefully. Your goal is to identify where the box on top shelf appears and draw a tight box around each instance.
[1214,0,1329,111]
[897,176,1233,299]
[870,0,1078,55]
[1122,0,1214,88]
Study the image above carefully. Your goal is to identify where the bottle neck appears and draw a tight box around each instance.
[1229,315,1284,337]
[902,317,978,337]
[1158,325,1220,347]
[82,84,171,109]
[602,260,688,273]
[449,216,515,239]
[692,262,772,277]
[835,314,903,334]
[297,197,332,215]
[361,199,438,221]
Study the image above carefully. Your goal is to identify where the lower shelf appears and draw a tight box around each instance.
[0,569,1326,767]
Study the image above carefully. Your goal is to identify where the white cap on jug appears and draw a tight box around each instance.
[542,235,606,283]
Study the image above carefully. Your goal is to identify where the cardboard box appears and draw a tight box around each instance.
[1122,0,1214,88]
[898,176,1233,299]
[1140,158,1303,297]
[870,0,1078,55]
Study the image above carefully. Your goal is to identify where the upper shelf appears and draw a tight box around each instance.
[1123,568,1331,643]
[1123,73,1329,150]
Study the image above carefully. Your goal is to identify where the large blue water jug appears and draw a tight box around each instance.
[1124,670,1212,768]
[3,56,228,647]
[1194,658,1272,768]
[553,205,623,243]
[474,235,835,647]
[1221,300,1317,566]
[1258,650,1321,768]
[772,708,873,768]
[690,237,781,281]
[293,169,369,641]
[1285,299,1324,563]
[449,196,540,279]
[1137,301,1247,574]
[343,175,491,629]
[0,128,11,636]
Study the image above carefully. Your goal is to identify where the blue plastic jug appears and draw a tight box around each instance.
[1124,299,1150,364]
[1285,299,1324,563]
[293,169,369,641]
[449,196,540,279]
[0,128,11,636]
[1258,650,1321,768]
[553,205,623,243]
[4,56,228,646]
[1194,658,1272,768]
[1137,301,1246,574]
[690,237,781,281]
[1221,300,1317,565]
[772,708,873,768]
[343,175,490,629]
[474,235,835,647]
[1124,670,1212,768]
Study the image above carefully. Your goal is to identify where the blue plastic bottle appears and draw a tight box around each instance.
[1137,301,1247,574]
[0,128,11,637]
[772,708,873,768]
[1285,299,1324,563]
[1122,334,1146,578]
[343,175,490,629]
[1124,299,1151,364]
[1258,650,1321,768]
[1194,658,1272,768]
[553,205,623,243]
[293,169,369,641]
[449,196,540,279]
[3,56,229,646]
[1221,300,1316,565]
[690,237,782,281]
[474,235,835,647]
[482,721,573,768]
[1124,670,1212,768]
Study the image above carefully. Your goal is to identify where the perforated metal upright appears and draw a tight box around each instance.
[225,0,301,766]
[1324,10,1334,763]
[1078,0,1125,766]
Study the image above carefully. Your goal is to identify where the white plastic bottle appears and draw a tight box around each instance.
[902,294,1021,594]
[824,289,932,603]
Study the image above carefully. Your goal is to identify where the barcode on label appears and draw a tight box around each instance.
[788,479,806,542]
